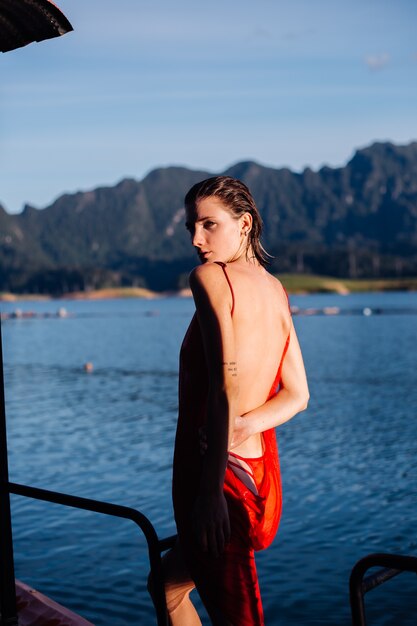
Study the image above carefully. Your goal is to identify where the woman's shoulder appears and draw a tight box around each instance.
[188,263,233,308]
[261,272,291,319]
[260,268,284,290]
[189,262,226,287]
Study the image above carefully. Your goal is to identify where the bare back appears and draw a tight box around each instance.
[221,263,291,457]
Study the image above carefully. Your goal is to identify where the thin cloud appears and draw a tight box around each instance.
[250,26,273,40]
[364,53,390,71]
[282,27,316,41]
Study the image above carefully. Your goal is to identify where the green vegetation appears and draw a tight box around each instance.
[279,274,417,294]
[1,140,417,294]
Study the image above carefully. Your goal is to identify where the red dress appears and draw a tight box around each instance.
[172,263,290,625]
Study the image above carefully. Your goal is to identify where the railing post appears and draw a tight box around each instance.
[349,563,367,626]
[350,553,417,626]
[0,318,18,625]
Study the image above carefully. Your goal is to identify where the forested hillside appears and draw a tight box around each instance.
[1,141,417,294]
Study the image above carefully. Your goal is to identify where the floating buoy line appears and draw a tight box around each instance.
[2,306,417,322]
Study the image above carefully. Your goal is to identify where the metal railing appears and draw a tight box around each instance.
[0,318,176,626]
[7,482,176,625]
[350,552,417,626]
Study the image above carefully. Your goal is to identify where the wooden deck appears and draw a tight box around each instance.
[16,580,94,626]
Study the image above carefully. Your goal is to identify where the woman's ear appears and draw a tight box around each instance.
[240,212,253,235]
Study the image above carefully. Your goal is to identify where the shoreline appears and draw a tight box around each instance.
[279,274,417,295]
[1,276,417,302]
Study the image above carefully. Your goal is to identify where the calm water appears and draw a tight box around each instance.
[2,292,417,626]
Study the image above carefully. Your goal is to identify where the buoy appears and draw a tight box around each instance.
[83,362,94,373]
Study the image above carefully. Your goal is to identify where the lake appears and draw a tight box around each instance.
[1,291,417,625]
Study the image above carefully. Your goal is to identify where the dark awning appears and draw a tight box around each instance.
[1,0,73,53]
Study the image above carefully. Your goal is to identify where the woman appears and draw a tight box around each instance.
[165,176,309,625]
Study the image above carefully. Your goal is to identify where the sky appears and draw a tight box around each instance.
[1,0,416,213]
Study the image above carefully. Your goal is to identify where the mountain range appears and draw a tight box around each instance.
[1,140,417,294]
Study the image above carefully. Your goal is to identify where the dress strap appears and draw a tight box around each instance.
[267,284,292,398]
[213,261,235,315]
[279,285,292,379]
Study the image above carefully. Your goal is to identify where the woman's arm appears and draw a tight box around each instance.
[230,318,309,449]
[189,263,239,555]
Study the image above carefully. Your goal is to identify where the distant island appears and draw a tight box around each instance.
[1,140,417,296]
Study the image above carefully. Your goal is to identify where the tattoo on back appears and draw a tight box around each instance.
[222,361,237,377]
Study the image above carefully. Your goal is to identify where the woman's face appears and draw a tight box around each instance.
[186,197,245,264]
